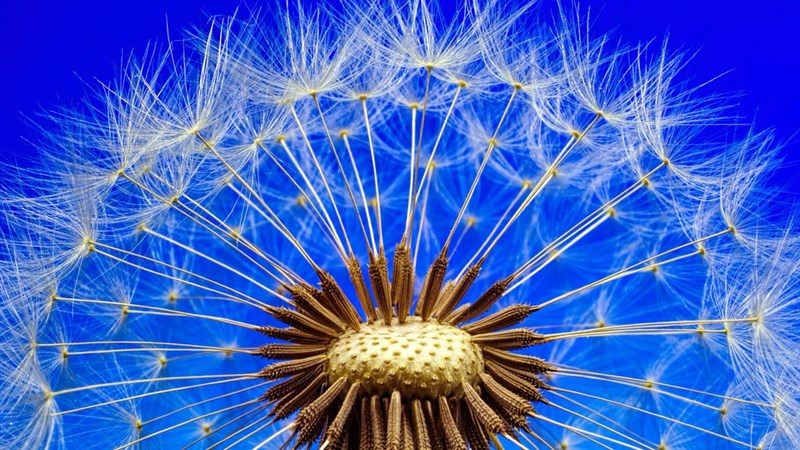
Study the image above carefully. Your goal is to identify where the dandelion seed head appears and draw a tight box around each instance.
[2,0,799,448]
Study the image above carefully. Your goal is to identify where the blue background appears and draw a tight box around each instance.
[0,2,797,448]
[1,1,798,175]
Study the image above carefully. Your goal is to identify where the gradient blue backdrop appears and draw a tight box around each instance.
[1,1,798,181]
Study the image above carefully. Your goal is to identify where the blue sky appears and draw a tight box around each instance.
[1,1,798,170]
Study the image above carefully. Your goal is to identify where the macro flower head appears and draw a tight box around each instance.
[1,1,799,449]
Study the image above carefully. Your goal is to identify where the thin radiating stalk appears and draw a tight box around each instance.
[407,83,464,244]
[89,245,267,310]
[180,403,268,449]
[552,387,758,448]
[548,390,655,448]
[209,410,274,449]
[142,170,300,284]
[53,296,261,330]
[273,138,348,261]
[476,113,603,265]
[532,245,715,310]
[342,133,378,253]
[532,414,640,450]
[121,170,300,285]
[256,141,345,251]
[443,87,519,249]
[94,239,278,308]
[313,94,373,254]
[114,399,262,449]
[51,372,256,397]
[546,397,654,449]
[141,227,282,298]
[55,377,258,416]
[519,428,557,450]
[141,381,270,426]
[507,162,668,286]
[553,365,774,408]
[457,183,528,279]
[360,97,384,249]
[253,423,295,449]
[542,317,754,341]
[288,105,353,257]
[182,189,303,284]
[404,105,419,242]
[195,131,321,270]
[413,169,434,267]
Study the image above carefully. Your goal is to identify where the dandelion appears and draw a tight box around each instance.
[1,1,799,449]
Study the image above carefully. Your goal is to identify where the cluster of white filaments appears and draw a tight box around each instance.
[1,0,799,449]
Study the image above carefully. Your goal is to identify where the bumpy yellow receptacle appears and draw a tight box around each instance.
[326,317,484,399]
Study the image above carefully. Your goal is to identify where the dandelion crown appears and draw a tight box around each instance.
[1,1,799,449]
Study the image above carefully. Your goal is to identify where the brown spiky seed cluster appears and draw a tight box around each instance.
[258,244,553,449]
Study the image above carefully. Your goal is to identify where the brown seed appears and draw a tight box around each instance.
[433,260,482,320]
[297,377,349,430]
[462,381,506,434]
[449,275,514,325]
[386,390,402,450]
[391,243,414,323]
[415,250,449,320]
[349,256,377,323]
[258,343,327,360]
[462,304,537,335]
[327,382,361,445]
[369,249,393,325]
[480,373,534,417]
[270,371,326,419]
[438,396,467,450]
[262,365,323,402]
[258,326,329,344]
[259,354,327,380]
[471,328,544,350]
[411,399,432,450]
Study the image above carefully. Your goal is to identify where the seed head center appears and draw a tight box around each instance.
[326,316,484,399]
